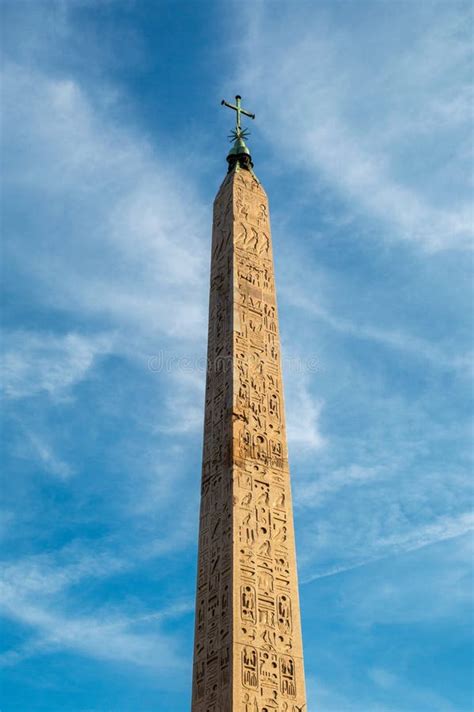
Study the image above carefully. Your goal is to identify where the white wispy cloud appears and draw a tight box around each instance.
[376,510,474,556]
[0,594,185,674]
[295,463,384,507]
[2,330,114,400]
[233,1,473,251]
[2,62,209,348]
[0,534,195,671]
[309,676,401,712]
[312,671,458,712]
[153,368,205,436]
[301,511,474,584]
[284,289,473,376]
[285,375,326,452]
[1,55,212,499]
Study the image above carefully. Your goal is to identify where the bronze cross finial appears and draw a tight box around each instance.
[221,95,255,132]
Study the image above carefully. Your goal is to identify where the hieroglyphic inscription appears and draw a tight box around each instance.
[192,167,307,711]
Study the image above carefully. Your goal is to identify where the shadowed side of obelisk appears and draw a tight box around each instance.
[191,173,236,712]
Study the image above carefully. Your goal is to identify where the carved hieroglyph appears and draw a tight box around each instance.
[192,167,307,711]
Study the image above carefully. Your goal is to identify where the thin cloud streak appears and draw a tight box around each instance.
[24,430,75,480]
[286,291,473,375]
[0,530,196,670]
[301,512,474,584]
[0,595,185,673]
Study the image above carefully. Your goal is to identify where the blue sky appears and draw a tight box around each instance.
[1,1,473,710]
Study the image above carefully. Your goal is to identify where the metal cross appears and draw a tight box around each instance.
[221,95,255,131]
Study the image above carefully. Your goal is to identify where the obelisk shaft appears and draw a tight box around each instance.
[192,166,307,711]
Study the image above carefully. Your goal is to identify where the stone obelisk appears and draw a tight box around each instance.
[192,96,307,712]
